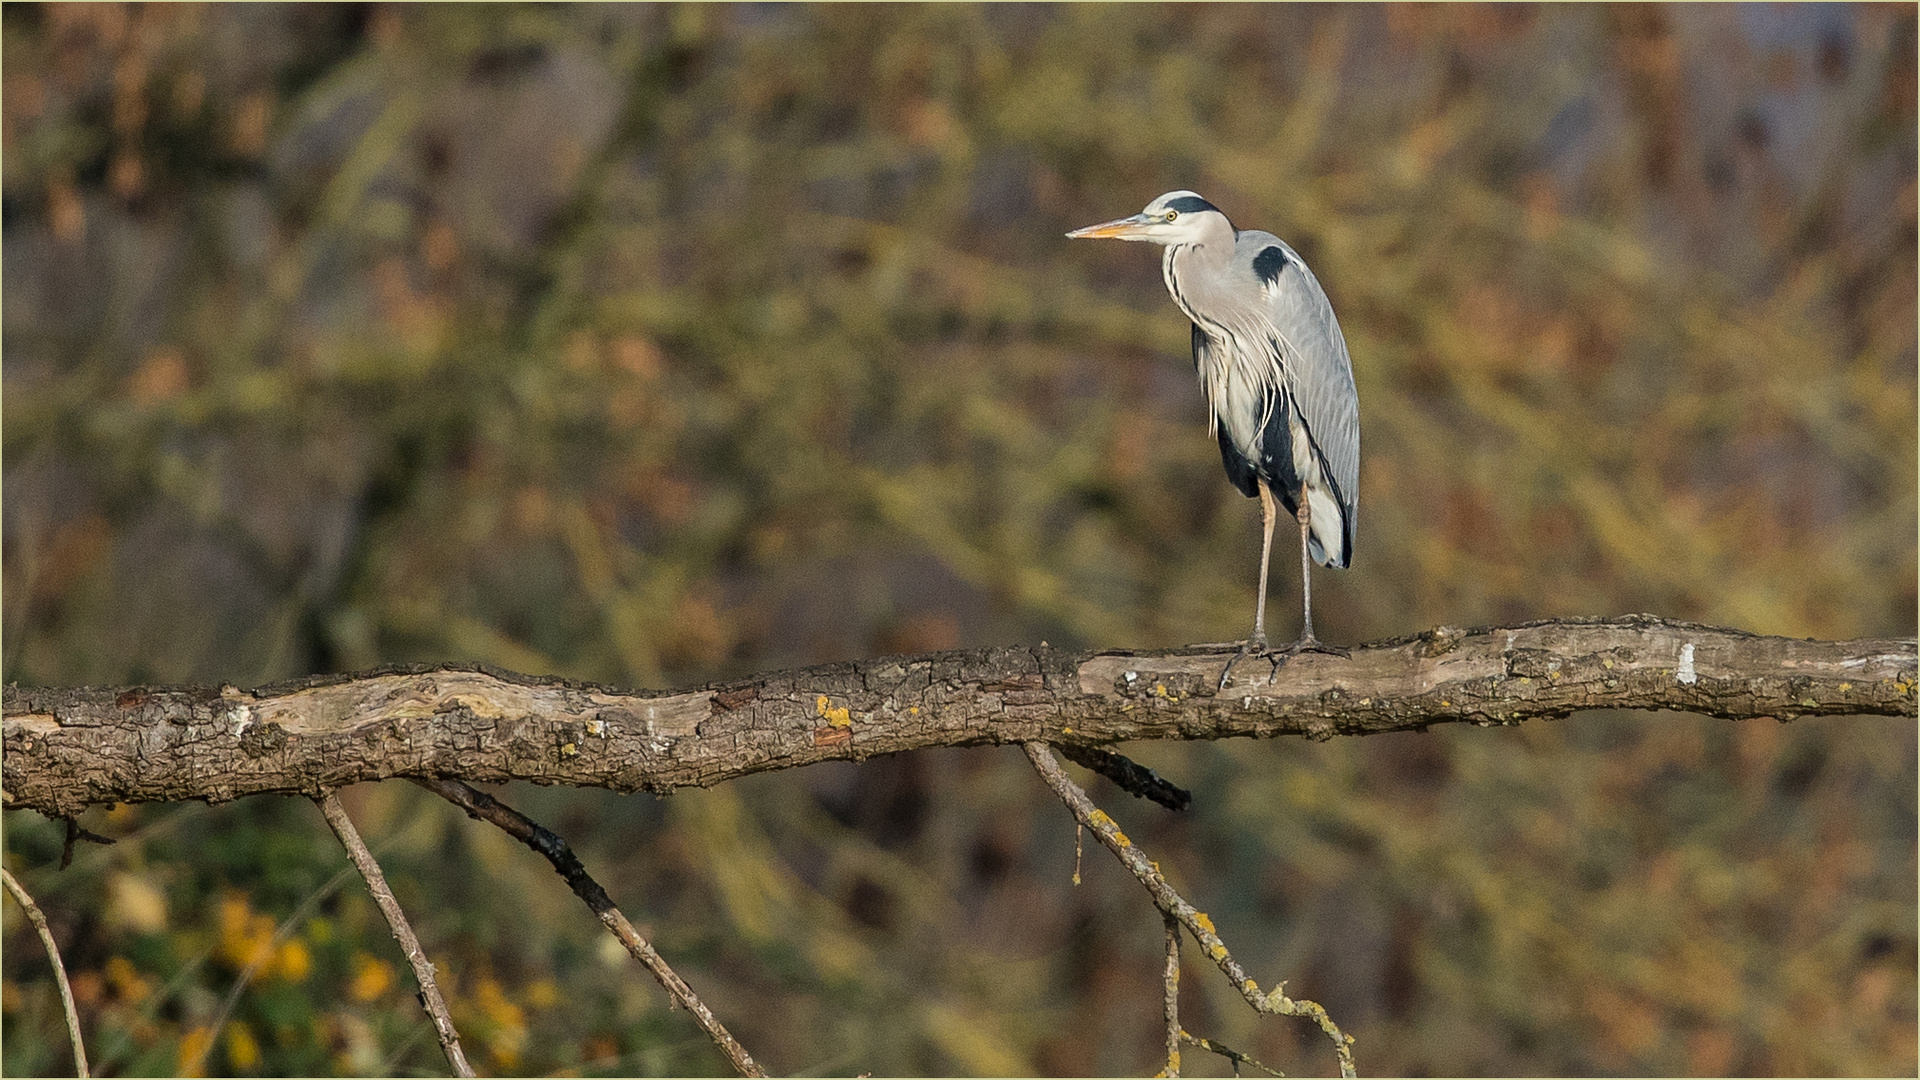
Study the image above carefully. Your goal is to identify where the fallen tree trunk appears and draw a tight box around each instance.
[5,615,1913,817]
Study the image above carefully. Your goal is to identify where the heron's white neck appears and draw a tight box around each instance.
[1160,235,1233,334]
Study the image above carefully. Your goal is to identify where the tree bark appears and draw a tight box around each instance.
[5,615,1913,818]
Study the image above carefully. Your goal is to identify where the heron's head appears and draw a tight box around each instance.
[1066,190,1230,245]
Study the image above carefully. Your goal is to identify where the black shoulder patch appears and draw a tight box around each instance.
[1252,245,1290,287]
[1165,195,1219,216]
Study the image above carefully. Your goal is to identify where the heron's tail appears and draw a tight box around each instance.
[1303,485,1350,569]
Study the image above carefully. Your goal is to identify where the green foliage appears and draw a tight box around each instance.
[4,4,1914,1075]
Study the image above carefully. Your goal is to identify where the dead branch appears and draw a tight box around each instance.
[1180,1032,1284,1077]
[4,616,1912,817]
[1162,911,1182,1079]
[315,793,475,1078]
[413,778,766,1078]
[3,868,89,1078]
[1024,740,1358,1076]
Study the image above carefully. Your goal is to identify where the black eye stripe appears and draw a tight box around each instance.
[1163,195,1218,215]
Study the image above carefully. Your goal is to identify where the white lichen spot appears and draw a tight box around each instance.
[586,719,607,738]
[1677,642,1697,685]
[1125,671,1138,684]
[229,704,254,737]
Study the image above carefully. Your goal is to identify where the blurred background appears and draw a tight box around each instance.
[3,3,1913,1075]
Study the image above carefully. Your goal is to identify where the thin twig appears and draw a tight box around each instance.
[1023,742,1357,1078]
[58,816,115,869]
[3,868,90,1078]
[1162,911,1182,1079]
[1182,1031,1286,1078]
[315,792,475,1078]
[184,861,360,1076]
[412,777,767,1078]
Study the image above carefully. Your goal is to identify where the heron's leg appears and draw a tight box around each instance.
[1297,502,1316,643]
[1276,500,1349,659]
[1252,484,1277,647]
[1217,487,1281,690]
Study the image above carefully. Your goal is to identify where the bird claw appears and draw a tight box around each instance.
[1278,636,1350,661]
[1216,635,1349,691]
[1216,637,1276,691]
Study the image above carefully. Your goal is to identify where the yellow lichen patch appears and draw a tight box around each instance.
[1194,912,1217,936]
[1241,977,1259,994]
[1838,682,1852,692]
[560,742,579,758]
[815,694,852,727]
[1208,941,1228,961]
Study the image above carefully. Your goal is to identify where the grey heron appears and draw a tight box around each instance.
[1069,191,1358,687]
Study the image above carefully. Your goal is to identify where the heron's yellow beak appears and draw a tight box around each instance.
[1066,212,1155,240]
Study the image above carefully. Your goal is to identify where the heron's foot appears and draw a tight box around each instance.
[1216,634,1349,690]
[1216,634,1277,691]
[1273,633,1351,661]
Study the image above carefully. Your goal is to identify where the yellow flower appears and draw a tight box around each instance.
[225,1021,261,1071]
[176,1027,213,1077]
[273,939,311,983]
[347,954,394,1002]
[525,978,559,1009]
[105,955,152,1004]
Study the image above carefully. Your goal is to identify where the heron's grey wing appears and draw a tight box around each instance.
[1246,235,1360,547]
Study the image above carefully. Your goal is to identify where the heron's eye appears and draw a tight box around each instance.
[1165,210,1179,222]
